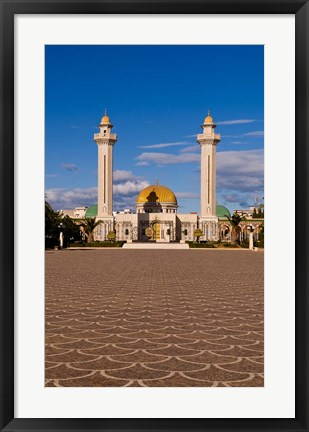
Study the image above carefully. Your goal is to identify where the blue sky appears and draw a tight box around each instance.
[45,45,264,213]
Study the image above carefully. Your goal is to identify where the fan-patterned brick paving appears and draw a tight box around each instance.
[45,249,264,387]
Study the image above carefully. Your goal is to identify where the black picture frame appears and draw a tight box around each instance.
[0,1,308,431]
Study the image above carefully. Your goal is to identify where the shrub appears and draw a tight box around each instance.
[106,231,116,242]
[193,228,203,242]
[187,241,216,248]
[45,237,59,249]
[254,238,264,248]
[69,241,126,248]
[239,239,249,248]
[217,242,239,248]
[186,240,243,249]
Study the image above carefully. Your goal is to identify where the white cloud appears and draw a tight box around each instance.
[113,171,149,195]
[216,119,255,126]
[135,161,150,167]
[222,193,241,203]
[231,141,250,145]
[217,149,264,175]
[113,170,134,181]
[138,141,189,149]
[46,176,150,210]
[243,131,264,137]
[218,176,264,190]
[136,152,200,165]
[113,180,150,195]
[46,187,97,210]
[217,149,264,192]
[217,192,259,210]
[217,149,263,176]
[180,145,200,153]
[61,163,79,172]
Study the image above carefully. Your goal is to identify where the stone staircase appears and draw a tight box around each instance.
[122,242,189,249]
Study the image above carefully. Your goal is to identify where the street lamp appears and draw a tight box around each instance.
[246,225,255,250]
[58,222,64,249]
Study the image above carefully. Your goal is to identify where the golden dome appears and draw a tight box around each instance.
[101,114,111,124]
[204,114,214,123]
[136,184,177,205]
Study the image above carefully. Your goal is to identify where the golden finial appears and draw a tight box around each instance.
[155,177,158,185]
[104,108,107,116]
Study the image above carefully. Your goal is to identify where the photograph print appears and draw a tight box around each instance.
[45,45,264,387]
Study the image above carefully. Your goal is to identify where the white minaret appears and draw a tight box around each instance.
[94,111,117,218]
[197,111,220,220]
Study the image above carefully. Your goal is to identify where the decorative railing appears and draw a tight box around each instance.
[94,133,117,140]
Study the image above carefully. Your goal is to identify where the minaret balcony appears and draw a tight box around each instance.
[197,133,220,142]
[94,132,117,140]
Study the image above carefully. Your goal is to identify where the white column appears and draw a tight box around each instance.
[197,115,220,220]
[249,232,254,250]
[94,114,117,220]
[59,231,63,248]
[98,143,113,217]
[200,144,217,217]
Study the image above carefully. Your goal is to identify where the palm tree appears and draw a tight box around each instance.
[80,218,102,243]
[225,212,246,243]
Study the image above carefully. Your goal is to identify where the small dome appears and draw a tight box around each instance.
[136,184,177,205]
[216,204,231,218]
[101,115,111,124]
[204,113,214,124]
[85,204,98,218]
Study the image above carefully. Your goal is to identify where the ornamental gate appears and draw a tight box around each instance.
[152,222,160,241]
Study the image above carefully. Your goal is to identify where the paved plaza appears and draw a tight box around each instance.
[45,249,264,387]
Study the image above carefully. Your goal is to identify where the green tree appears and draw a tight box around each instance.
[106,230,116,242]
[61,215,81,246]
[257,206,264,218]
[45,200,81,247]
[45,199,61,242]
[226,212,246,243]
[194,228,203,243]
[80,218,103,243]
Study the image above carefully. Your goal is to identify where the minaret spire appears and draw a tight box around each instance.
[197,111,220,221]
[94,112,117,223]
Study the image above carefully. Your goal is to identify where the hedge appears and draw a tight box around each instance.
[186,241,216,248]
[186,241,242,249]
[69,241,126,248]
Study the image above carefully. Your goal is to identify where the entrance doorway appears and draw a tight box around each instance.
[153,222,160,240]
